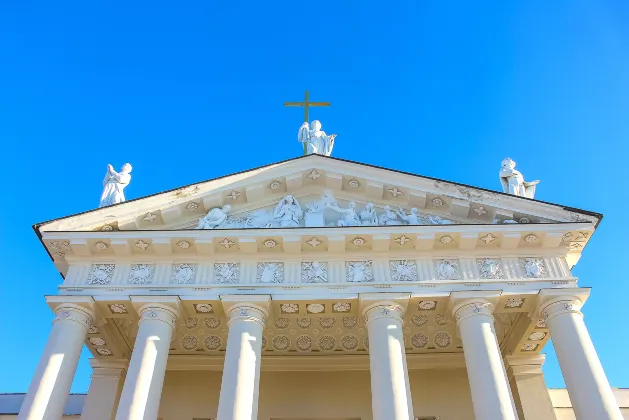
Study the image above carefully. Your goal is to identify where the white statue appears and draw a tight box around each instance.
[298,120,337,156]
[396,207,421,225]
[359,203,379,226]
[196,205,232,229]
[327,201,361,226]
[499,158,539,199]
[272,195,303,227]
[380,206,402,226]
[99,163,132,208]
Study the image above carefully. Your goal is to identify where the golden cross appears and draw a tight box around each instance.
[284,90,330,155]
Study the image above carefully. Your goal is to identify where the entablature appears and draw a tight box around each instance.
[44,222,592,277]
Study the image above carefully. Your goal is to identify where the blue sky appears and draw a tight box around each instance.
[1,1,628,393]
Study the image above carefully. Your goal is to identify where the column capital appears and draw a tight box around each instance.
[53,304,94,329]
[46,296,95,328]
[359,292,410,319]
[537,288,590,321]
[449,291,501,323]
[221,295,271,327]
[137,305,178,330]
[453,301,495,323]
[363,303,405,324]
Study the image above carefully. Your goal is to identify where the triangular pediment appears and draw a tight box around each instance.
[37,155,600,235]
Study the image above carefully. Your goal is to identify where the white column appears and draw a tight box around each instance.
[453,298,518,420]
[363,300,414,420]
[18,304,93,420]
[80,359,127,420]
[540,292,623,419]
[217,302,268,420]
[115,305,178,420]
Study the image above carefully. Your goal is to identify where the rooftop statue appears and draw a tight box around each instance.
[99,163,132,208]
[298,120,337,156]
[499,158,540,199]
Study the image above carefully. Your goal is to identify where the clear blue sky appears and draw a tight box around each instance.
[1,1,628,393]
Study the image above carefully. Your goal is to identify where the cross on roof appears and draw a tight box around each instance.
[284,90,331,155]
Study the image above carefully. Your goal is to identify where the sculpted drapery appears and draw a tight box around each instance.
[99,163,132,208]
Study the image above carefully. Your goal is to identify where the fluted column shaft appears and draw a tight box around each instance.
[19,305,93,420]
[217,305,267,420]
[454,301,518,420]
[364,303,414,420]
[115,305,177,420]
[541,298,622,419]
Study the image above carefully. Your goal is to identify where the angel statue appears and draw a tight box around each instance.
[499,158,540,199]
[99,163,132,208]
[272,195,304,227]
[196,205,232,229]
[298,120,337,156]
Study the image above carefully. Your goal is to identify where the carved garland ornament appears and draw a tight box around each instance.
[390,260,418,282]
[129,264,155,285]
[204,335,222,351]
[477,258,505,279]
[214,263,239,284]
[435,259,460,280]
[411,333,429,348]
[281,303,299,314]
[87,264,115,285]
[257,262,284,283]
[302,261,328,283]
[296,335,312,351]
[180,334,198,350]
[342,316,357,328]
[411,314,428,327]
[521,258,547,278]
[317,335,336,351]
[346,261,374,283]
[171,263,197,284]
[204,317,221,329]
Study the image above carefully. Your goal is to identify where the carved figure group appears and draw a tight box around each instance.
[327,201,361,227]
[196,205,232,229]
[196,193,458,230]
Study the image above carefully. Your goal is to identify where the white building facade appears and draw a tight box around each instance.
[17,155,625,419]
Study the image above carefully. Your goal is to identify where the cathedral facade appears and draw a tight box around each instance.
[14,155,626,419]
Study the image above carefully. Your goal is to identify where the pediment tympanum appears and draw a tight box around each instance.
[37,155,599,234]
[36,155,600,276]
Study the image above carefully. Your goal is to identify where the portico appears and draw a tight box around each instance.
[21,154,622,419]
[17,289,622,420]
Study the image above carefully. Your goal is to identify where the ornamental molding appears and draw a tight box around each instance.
[54,306,93,328]
[77,293,528,360]
[540,299,583,321]
[454,302,495,323]
[42,222,593,280]
[363,303,405,324]
[138,306,178,329]
[66,255,575,291]
[226,305,268,326]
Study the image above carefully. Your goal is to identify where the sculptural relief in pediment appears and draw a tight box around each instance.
[192,191,465,230]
